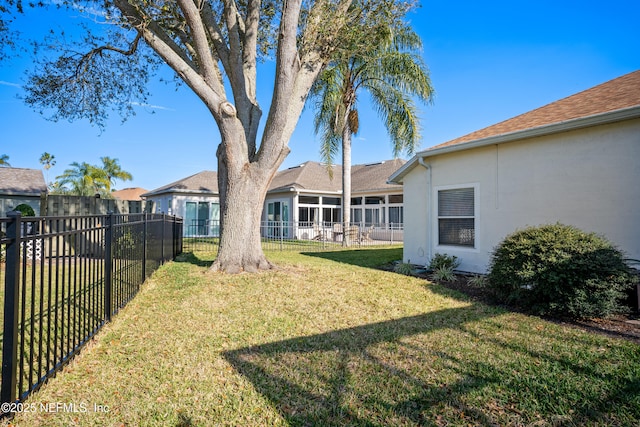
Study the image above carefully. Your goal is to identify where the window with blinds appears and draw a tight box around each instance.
[437,187,475,247]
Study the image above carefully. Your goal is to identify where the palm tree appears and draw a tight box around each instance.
[100,156,133,192]
[39,152,56,185]
[56,162,109,196]
[0,154,11,167]
[310,25,434,245]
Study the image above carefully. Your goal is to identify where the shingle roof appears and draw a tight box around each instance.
[0,167,47,196]
[268,159,405,193]
[144,159,405,197]
[351,159,406,192]
[268,162,342,193]
[434,70,640,149]
[112,187,149,201]
[141,171,218,197]
[389,70,640,185]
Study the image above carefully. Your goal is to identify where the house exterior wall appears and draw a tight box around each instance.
[165,194,220,218]
[403,118,640,273]
[146,193,220,236]
[402,166,430,266]
[0,196,42,217]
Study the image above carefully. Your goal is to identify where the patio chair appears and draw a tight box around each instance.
[332,223,343,242]
[344,225,360,243]
[312,223,327,240]
[359,225,374,242]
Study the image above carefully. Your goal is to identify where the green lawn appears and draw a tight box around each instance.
[8,248,640,426]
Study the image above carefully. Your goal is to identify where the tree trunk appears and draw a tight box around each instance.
[210,105,288,273]
[342,125,352,247]
[210,164,273,274]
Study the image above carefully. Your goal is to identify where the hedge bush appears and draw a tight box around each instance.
[13,203,35,217]
[487,223,637,319]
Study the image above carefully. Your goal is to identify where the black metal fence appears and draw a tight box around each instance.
[0,212,182,413]
[183,220,403,253]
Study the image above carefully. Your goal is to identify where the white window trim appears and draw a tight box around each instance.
[433,183,479,252]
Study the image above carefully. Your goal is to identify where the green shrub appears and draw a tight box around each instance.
[467,274,487,288]
[13,203,35,217]
[393,262,414,276]
[427,253,460,271]
[488,223,637,319]
[430,266,456,282]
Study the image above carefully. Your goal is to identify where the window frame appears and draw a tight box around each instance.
[434,184,479,250]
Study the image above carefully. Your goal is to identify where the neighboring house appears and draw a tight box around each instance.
[389,70,640,273]
[0,167,47,216]
[142,159,406,239]
[112,187,149,201]
[140,171,220,236]
[264,159,405,240]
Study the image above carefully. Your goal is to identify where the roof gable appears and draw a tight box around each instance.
[112,187,149,201]
[390,70,640,184]
[0,167,47,196]
[351,159,406,192]
[142,171,218,197]
[435,70,640,149]
[268,162,341,193]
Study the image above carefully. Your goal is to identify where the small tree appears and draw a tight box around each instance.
[0,154,10,167]
[100,156,133,192]
[56,161,110,196]
[13,203,35,217]
[309,24,433,246]
[39,152,56,185]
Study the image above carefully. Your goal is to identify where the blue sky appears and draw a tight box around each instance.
[1,0,639,191]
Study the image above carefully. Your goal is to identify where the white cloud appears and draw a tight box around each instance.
[129,101,175,111]
[0,81,21,88]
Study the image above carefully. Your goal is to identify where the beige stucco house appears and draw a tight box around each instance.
[389,70,640,273]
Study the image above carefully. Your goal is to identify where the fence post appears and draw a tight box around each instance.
[104,212,114,322]
[142,213,147,281]
[322,222,326,250]
[390,223,394,244]
[2,211,22,406]
[161,215,165,263]
[177,217,183,256]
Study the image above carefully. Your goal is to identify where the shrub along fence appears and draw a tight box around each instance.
[0,212,182,414]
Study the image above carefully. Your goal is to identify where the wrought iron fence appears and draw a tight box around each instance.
[183,220,403,253]
[0,212,182,414]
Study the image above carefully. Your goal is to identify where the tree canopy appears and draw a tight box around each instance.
[5,0,422,272]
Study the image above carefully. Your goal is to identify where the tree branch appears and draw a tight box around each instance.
[200,2,231,72]
[177,0,221,91]
[242,0,261,94]
[74,31,142,77]
[114,0,226,115]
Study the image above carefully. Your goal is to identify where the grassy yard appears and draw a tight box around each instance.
[7,248,639,426]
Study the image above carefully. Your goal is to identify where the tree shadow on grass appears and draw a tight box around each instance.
[173,252,213,268]
[224,305,503,426]
[224,303,640,426]
[301,247,403,269]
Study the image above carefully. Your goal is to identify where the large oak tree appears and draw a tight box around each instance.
[7,0,417,273]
